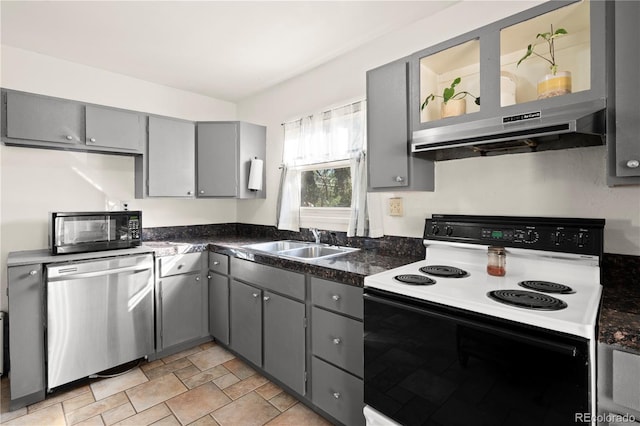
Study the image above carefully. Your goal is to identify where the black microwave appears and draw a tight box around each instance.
[49,211,142,255]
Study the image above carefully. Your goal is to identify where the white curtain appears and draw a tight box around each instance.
[277,100,383,237]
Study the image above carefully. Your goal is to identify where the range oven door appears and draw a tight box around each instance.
[364,288,591,426]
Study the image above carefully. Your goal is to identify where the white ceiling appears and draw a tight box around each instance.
[1,1,455,102]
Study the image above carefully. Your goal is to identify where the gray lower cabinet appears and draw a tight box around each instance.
[146,116,196,197]
[4,90,83,145]
[263,291,306,395]
[608,0,640,185]
[310,277,364,426]
[197,121,266,199]
[366,59,434,192]
[598,344,640,425]
[156,253,208,352]
[208,271,230,345]
[229,279,262,366]
[7,264,46,410]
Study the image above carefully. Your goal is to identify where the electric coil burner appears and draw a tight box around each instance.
[487,289,568,311]
[518,280,574,294]
[419,265,468,278]
[393,274,436,285]
[364,214,605,426]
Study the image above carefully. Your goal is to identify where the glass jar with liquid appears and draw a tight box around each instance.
[487,246,506,276]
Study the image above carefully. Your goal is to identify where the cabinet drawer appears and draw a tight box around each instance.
[312,357,364,426]
[311,307,363,377]
[613,349,640,411]
[159,253,202,277]
[209,252,229,275]
[311,277,362,319]
[230,257,305,301]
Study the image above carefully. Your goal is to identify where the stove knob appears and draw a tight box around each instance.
[445,226,453,236]
[554,231,562,244]
[431,225,440,235]
[526,230,535,242]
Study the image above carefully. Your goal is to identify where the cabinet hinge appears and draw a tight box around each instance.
[304,371,308,382]
[303,317,307,328]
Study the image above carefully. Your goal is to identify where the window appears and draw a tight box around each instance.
[278,100,375,236]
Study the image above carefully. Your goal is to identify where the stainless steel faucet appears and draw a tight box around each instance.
[310,228,321,244]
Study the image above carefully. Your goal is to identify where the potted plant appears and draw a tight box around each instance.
[517,25,571,99]
[421,77,480,118]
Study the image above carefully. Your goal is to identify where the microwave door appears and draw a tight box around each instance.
[57,216,113,246]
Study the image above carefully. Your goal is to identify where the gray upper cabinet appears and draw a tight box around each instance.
[85,105,143,153]
[2,89,143,155]
[607,0,640,185]
[147,116,196,197]
[197,121,266,199]
[263,291,306,395]
[4,90,83,146]
[366,59,434,191]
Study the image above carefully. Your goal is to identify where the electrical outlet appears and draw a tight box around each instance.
[389,197,403,216]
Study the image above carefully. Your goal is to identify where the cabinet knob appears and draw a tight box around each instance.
[263,296,270,301]
[331,294,341,301]
[207,275,212,279]
[29,270,38,276]
[187,191,192,195]
[213,261,220,266]
[627,159,640,169]
[195,276,200,281]
[332,338,342,345]
[252,293,259,298]
[178,264,184,269]
[65,135,73,140]
[333,392,341,399]
[200,190,205,194]
[89,137,96,143]
[394,176,404,182]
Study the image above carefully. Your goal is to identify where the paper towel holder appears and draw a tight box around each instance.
[248,156,264,192]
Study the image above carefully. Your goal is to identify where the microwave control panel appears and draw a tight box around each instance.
[129,217,141,240]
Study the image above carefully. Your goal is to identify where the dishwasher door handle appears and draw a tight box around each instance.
[48,264,152,281]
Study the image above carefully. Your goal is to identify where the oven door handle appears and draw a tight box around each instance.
[363,292,580,357]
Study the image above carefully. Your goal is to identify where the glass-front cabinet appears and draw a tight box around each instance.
[411,0,606,133]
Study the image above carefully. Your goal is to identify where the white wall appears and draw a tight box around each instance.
[237,1,640,257]
[0,46,239,310]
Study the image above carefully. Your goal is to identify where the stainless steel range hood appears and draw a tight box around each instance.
[411,99,606,161]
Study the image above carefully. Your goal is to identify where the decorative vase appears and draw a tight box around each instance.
[441,99,466,118]
[537,71,572,99]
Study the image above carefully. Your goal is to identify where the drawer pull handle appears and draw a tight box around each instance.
[332,294,341,301]
[213,261,220,265]
[333,392,341,399]
[332,338,342,345]
[252,293,259,298]
[177,264,185,269]
[195,276,200,281]
[65,135,73,140]
[263,296,270,301]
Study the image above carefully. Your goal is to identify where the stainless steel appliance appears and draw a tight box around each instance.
[364,215,604,425]
[49,211,142,255]
[46,253,154,390]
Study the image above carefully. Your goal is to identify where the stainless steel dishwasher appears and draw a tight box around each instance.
[46,253,154,390]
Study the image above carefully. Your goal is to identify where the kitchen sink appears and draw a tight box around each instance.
[242,240,358,260]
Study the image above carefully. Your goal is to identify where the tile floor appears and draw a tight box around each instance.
[0,341,334,425]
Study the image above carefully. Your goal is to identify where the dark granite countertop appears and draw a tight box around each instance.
[143,236,420,287]
[598,254,640,354]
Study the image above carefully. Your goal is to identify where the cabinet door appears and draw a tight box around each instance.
[612,0,640,179]
[160,272,203,349]
[230,279,262,366]
[367,60,410,189]
[85,105,143,153]
[209,272,229,345]
[5,91,83,145]
[197,122,238,197]
[263,291,306,395]
[148,116,195,197]
[8,264,46,406]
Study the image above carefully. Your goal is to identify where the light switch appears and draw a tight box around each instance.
[389,197,403,216]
